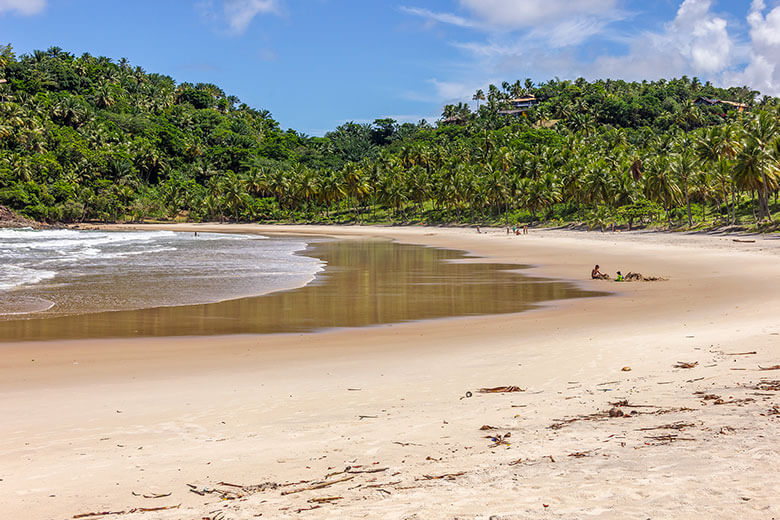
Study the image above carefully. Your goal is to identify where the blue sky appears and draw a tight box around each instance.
[1,1,779,135]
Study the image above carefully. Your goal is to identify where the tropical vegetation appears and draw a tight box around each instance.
[2,45,780,230]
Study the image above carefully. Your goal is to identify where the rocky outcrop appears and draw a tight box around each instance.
[0,205,41,228]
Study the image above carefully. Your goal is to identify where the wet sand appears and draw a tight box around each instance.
[0,238,600,342]
[2,225,779,519]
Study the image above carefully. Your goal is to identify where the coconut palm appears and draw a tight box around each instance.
[743,112,778,220]
[669,148,697,226]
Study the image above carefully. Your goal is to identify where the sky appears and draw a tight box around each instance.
[1,0,779,135]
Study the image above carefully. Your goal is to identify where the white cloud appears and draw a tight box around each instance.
[670,0,732,73]
[399,6,475,28]
[0,0,45,15]
[724,0,780,95]
[466,0,736,84]
[568,0,732,81]
[223,0,279,34]
[458,0,618,30]
[198,0,280,34]
[404,0,625,48]
[409,0,780,107]
[429,79,476,100]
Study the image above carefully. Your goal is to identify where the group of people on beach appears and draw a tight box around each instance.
[511,225,529,235]
[475,225,529,235]
[591,264,623,282]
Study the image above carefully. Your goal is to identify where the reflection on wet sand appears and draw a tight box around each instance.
[0,239,606,341]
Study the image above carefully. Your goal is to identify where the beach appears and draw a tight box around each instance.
[2,225,779,519]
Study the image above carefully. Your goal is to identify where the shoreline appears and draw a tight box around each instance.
[2,225,779,519]
[0,233,595,342]
[0,229,327,322]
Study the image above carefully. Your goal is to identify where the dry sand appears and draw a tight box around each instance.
[2,225,779,519]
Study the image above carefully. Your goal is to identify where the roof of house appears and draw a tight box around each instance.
[695,96,747,109]
[507,95,537,103]
[719,100,748,108]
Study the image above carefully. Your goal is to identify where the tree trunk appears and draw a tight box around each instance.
[760,167,772,220]
[702,198,707,223]
[684,177,692,226]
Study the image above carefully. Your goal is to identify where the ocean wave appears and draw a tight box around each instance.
[0,229,177,251]
[193,232,268,241]
[99,246,179,259]
[0,229,324,316]
[0,266,57,291]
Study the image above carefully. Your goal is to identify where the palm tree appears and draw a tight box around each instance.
[744,112,778,220]
[645,156,682,225]
[472,89,485,110]
[670,148,697,226]
[218,172,250,221]
[733,139,779,222]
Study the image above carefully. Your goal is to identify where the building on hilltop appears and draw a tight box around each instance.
[499,95,538,116]
[694,96,748,112]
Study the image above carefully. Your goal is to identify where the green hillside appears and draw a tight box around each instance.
[1,45,779,229]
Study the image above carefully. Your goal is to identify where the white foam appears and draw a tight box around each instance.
[0,229,324,315]
[0,229,177,251]
[0,266,57,291]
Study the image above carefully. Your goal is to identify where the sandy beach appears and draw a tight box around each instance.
[2,225,779,519]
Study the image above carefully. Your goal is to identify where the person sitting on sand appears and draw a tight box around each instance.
[591,264,609,280]
[615,271,624,282]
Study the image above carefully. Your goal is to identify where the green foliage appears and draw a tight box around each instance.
[1,46,779,228]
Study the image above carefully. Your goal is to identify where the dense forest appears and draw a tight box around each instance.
[1,45,780,229]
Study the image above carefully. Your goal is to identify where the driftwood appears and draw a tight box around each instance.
[636,422,695,431]
[608,400,657,408]
[485,432,511,447]
[131,491,171,499]
[73,505,180,518]
[758,365,780,371]
[551,406,694,430]
[749,380,780,391]
[674,361,698,369]
[364,481,401,489]
[568,450,596,458]
[187,481,278,499]
[644,434,696,443]
[419,472,466,481]
[348,467,388,474]
[74,512,125,519]
[624,272,667,282]
[281,475,355,496]
[308,496,342,503]
[478,386,525,393]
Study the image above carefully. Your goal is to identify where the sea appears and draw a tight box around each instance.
[0,228,324,318]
